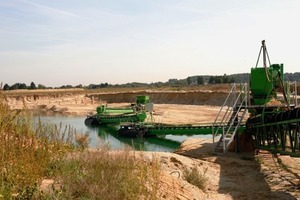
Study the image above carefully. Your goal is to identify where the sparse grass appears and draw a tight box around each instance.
[75,132,90,149]
[41,149,160,200]
[0,93,161,199]
[0,94,75,199]
[183,166,208,191]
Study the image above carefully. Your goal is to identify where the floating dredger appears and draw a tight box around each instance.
[84,95,152,126]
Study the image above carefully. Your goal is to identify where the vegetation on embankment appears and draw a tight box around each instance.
[0,95,74,198]
[3,72,300,91]
[0,94,161,199]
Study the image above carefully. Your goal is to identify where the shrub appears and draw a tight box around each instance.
[183,166,208,190]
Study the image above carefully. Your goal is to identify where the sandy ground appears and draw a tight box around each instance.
[4,93,300,199]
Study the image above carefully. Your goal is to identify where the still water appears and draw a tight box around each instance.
[38,115,212,152]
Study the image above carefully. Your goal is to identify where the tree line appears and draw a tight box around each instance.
[2,72,300,90]
[3,82,47,90]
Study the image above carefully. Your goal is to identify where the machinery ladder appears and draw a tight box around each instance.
[212,83,248,154]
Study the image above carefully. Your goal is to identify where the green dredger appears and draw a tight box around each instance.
[84,95,150,126]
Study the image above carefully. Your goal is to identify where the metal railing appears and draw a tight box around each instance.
[212,83,248,153]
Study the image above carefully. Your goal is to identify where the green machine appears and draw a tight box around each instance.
[250,40,284,106]
[250,64,283,105]
[136,95,150,104]
[85,95,150,126]
[248,40,289,119]
[96,95,150,115]
[247,40,300,156]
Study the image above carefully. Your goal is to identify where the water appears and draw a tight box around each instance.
[38,115,212,152]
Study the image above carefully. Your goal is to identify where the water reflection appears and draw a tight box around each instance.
[38,115,213,152]
[95,125,182,151]
[38,115,182,152]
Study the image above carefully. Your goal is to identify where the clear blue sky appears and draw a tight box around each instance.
[1,0,300,87]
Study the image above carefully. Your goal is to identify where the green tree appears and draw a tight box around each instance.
[197,76,204,85]
[214,76,222,84]
[19,83,27,89]
[208,76,215,84]
[167,79,179,86]
[3,84,10,90]
[187,77,192,85]
[229,77,235,83]
[10,83,27,90]
[222,74,229,83]
[29,82,37,89]
[38,84,46,89]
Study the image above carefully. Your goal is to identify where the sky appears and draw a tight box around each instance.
[1,0,300,87]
